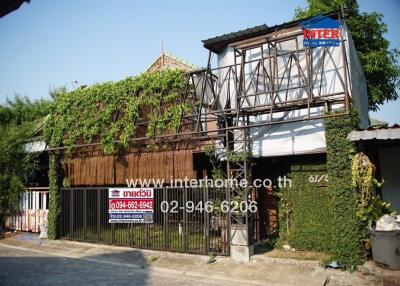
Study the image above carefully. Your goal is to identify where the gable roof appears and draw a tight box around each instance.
[146,53,197,73]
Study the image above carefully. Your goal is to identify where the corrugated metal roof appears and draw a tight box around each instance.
[201,11,342,53]
[202,24,269,53]
[347,124,400,141]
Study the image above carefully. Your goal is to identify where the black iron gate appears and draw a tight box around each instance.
[60,187,229,255]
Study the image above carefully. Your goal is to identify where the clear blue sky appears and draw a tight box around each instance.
[0,0,399,124]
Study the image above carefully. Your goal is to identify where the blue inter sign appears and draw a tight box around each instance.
[300,15,342,47]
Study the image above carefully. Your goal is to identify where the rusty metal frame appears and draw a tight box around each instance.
[186,18,351,248]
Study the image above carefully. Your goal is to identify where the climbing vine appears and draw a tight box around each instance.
[44,70,189,154]
[277,111,366,267]
[325,110,363,268]
[204,145,252,181]
[352,153,376,217]
[204,145,227,181]
[277,161,332,253]
[47,151,62,239]
[45,69,190,239]
[351,152,394,227]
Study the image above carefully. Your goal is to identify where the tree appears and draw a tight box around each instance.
[294,0,400,111]
[0,124,30,232]
[49,86,67,101]
[0,96,52,232]
[0,95,53,127]
[0,175,24,233]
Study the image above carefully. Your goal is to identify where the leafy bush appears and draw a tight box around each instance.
[0,175,24,231]
[362,196,396,227]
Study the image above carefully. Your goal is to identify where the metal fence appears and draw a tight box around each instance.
[60,187,230,255]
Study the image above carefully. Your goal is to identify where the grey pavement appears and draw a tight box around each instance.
[0,233,395,286]
[0,246,226,286]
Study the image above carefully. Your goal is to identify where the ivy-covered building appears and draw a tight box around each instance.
[21,11,388,266]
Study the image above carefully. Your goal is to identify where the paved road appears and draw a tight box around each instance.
[0,246,225,286]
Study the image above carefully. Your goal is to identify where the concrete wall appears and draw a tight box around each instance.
[379,146,400,212]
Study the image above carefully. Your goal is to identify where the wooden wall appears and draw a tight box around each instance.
[63,149,196,186]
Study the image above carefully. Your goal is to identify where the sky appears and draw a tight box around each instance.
[0,0,399,124]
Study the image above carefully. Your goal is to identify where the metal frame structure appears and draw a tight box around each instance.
[185,12,351,247]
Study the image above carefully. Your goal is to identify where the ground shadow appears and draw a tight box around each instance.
[0,247,150,286]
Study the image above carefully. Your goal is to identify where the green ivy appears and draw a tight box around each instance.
[277,111,364,268]
[324,110,363,267]
[277,162,332,253]
[44,69,189,154]
[47,151,62,239]
[45,70,190,238]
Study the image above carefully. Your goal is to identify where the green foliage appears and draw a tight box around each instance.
[360,196,396,227]
[0,96,52,232]
[225,149,252,164]
[204,145,227,181]
[0,123,32,177]
[44,70,189,238]
[0,96,53,127]
[352,153,375,213]
[48,152,62,239]
[277,163,332,253]
[277,112,364,267]
[204,145,252,181]
[325,111,364,267]
[0,175,24,230]
[294,0,400,111]
[44,70,189,154]
[351,152,395,227]
[0,97,51,182]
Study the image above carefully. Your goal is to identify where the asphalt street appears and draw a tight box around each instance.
[0,245,226,286]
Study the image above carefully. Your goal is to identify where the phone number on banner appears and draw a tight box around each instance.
[109,199,153,211]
